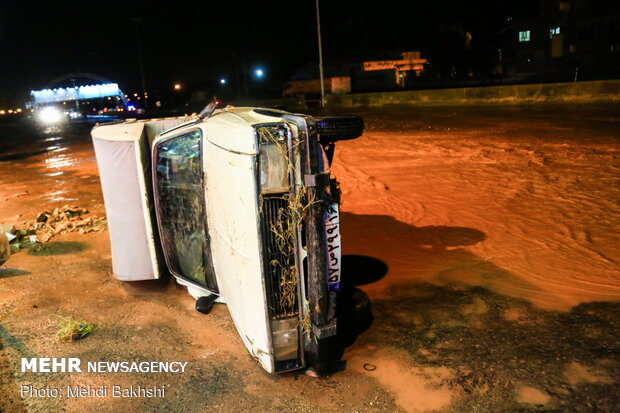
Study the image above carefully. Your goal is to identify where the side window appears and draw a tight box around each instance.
[154,130,217,291]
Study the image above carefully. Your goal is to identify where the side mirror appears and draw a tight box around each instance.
[196,99,222,122]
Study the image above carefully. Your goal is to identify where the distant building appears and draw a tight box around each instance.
[362,52,428,87]
[287,51,429,95]
[283,77,351,98]
[506,0,620,81]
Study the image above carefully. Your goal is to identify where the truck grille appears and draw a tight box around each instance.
[260,194,299,319]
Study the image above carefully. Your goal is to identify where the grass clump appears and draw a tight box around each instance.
[54,315,99,341]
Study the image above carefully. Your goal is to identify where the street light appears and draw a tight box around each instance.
[316,0,325,107]
[220,78,227,85]
[174,83,182,90]
[254,68,264,79]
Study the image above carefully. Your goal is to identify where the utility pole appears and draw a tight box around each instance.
[131,17,149,109]
[71,78,80,114]
[315,0,325,108]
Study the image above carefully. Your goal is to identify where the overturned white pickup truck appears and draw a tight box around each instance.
[91,105,366,375]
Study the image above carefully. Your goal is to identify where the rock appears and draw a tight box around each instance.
[4,206,107,246]
[0,223,15,234]
[0,232,10,265]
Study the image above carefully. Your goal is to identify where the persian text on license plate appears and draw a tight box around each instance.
[324,203,341,291]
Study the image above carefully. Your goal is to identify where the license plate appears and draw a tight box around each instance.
[324,203,341,291]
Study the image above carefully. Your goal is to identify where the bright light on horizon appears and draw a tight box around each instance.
[37,107,63,124]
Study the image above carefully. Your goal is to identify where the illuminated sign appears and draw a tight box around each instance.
[31,84,122,105]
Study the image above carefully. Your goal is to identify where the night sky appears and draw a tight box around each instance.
[0,1,539,105]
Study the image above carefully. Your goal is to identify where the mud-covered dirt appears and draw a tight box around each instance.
[1,105,619,412]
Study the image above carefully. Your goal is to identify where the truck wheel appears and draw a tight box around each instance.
[315,115,364,143]
[336,287,373,348]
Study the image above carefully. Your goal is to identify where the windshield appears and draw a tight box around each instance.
[154,129,217,291]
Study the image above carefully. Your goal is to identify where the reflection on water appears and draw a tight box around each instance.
[48,195,78,202]
[45,145,69,153]
[43,126,62,135]
[44,155,76,169]
[44,187,79,201]
[41,136,81,200]
[45,190,71,198]
[42,136,77,169]
[0,120,97,209]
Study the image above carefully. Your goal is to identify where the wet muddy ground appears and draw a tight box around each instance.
[1,105,619,412]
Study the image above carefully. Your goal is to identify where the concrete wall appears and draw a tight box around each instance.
[325,80,620,108]
[228,80,620,111]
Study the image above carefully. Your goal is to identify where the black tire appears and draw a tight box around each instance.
[336,287,373,348]
[315,115,364,143]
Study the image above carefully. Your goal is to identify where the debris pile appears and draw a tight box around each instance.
[1,205,107,252]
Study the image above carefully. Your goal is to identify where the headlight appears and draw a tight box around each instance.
[257,126,290,193]
[271,318,299,361]
[37,107,63,124]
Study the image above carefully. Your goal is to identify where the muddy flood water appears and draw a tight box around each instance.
[1,105,619,412]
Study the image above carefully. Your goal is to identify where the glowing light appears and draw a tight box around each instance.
[16,108,22,113]
[220,78,227,85]
[8,109,13,113]
[174,83,182,90]
[0,110,5,115]
[254,68,264,78]
[37,107,63,124]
